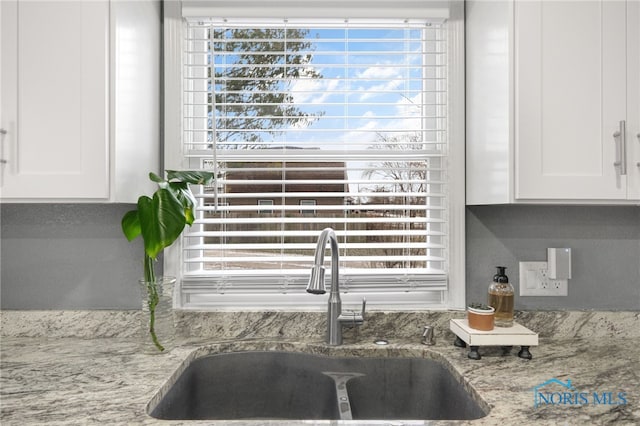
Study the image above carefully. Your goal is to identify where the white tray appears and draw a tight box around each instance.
[450,318,539,347]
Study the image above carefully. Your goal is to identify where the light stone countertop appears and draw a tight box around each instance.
[1,310,639,425]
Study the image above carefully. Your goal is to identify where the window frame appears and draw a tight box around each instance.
[163,0,466,311]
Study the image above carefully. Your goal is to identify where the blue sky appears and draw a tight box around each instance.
[286,27,427,148]
[210,25,433,149]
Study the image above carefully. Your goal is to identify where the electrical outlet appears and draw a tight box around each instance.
[519,261,568,296]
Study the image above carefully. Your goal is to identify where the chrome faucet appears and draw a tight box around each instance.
[306,228,366,345]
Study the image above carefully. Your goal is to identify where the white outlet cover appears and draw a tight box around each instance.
[519,261,568,296]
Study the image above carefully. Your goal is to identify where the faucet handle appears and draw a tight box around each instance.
[352,297,367,325]
[338,297,367,328]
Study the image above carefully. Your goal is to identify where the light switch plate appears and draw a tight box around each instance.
[519,261,568,296]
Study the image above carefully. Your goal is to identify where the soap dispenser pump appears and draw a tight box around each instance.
[488,266,514,327]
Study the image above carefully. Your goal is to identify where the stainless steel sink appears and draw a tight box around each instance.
[149,350,487,421]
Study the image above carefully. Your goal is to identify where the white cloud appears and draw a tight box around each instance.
[289,69,341,105]
[356,65,400,80]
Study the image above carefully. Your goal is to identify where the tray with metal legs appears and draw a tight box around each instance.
[449,319,538,360]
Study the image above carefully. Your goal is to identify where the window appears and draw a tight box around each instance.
[299,200,317,216]
[258,200,274,214]
[165,2,465,310]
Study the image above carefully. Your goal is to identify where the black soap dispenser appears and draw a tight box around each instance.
[487,266,514,327]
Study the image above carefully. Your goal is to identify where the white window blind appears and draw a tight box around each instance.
[181,17,449,308]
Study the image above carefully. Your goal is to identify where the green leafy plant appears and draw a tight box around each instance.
[121,170,215,351]
[467,302,493,311]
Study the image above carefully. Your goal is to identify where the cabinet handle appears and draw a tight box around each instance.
[613,120,627,175]
[0,128,7,165]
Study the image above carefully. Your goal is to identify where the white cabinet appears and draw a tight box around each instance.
[0,1,109,199]
[467,0,640,204]
[0,0,160,202]
[627,0,640,200]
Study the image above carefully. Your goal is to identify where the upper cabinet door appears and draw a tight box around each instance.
[0,0,109,200]
[628,0,640,200]
[515,0,628,200]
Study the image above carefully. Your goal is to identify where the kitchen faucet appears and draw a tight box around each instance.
[306,228,366,345]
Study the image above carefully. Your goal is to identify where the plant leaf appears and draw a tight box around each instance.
[166,170,215,185]
[168,181,198,225]
[122,170,215,262]
[149,172,165,183]
[121,210,141,241]
[166,171,214,226]
[137,190,186,259]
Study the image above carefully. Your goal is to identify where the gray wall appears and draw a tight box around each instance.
[1,204,143,309]
[1,204,639,310]
[467,205,640,310]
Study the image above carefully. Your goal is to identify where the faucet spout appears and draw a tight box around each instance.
[306,228,339,295]
[306,228,365,345]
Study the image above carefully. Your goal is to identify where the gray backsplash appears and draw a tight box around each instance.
[467,205,640,310]
[0,204,143,309]
[1,203,639,310]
